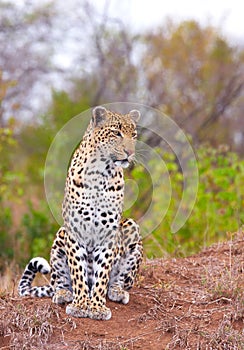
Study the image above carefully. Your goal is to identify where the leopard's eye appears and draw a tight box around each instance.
[132,131,137,139]
[113,130,123,137]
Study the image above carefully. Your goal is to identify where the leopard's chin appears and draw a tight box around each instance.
[114,159,130,168]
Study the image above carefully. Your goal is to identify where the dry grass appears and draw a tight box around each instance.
[135,231,244,349]
[0,299,57,349]
[0,262,20,298]
[203,237,243,301]
[206,316,244,350]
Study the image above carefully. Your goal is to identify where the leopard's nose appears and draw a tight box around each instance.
[125,149,134,157]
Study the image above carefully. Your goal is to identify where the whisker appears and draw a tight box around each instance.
[135,151,151,163]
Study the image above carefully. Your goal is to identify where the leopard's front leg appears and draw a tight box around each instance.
[108,218,143,303]
[88,245,115,320]
[65,234,90,318]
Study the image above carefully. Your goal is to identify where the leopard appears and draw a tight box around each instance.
[18,106,143,320]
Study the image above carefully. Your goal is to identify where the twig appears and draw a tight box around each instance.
[196,297,232,305]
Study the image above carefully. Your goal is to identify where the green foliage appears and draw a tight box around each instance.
[0,206,13,262]
[0,125,24,264]
[125,145,244,258]
[20,202,59,263]
[0,90,90,267]
[50,90,90,129]
[190,146,244,243]
[0,125,23,198]
[18,90,90,187]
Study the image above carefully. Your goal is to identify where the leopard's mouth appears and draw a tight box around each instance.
[114,159,130,168]
[111,153,134,168]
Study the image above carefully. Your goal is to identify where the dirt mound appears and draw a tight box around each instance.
[0,233,243,349]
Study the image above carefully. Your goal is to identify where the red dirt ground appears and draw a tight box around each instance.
[0,232,243,349]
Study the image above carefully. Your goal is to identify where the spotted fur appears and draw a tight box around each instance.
[18,106,143,320]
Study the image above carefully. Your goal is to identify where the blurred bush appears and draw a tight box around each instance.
[0,125,24,265]
[125,145,244,257]
[20,202,59,263]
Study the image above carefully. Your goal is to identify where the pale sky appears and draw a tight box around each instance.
[92,0,244,41]
[13,0,244,42]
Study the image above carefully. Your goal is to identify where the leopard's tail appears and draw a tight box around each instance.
[18,257,54,298]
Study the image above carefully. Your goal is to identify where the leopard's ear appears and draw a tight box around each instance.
[92,106,108,127]
[129,109,140,123]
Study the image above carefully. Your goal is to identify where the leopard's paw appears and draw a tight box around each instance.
[108,286,129,304]
[88,305,112,320]
[66,303,89,318]
[52,289,73,305]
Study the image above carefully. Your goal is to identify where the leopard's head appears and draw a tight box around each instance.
[91,106,140,168]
